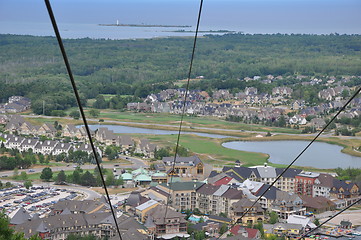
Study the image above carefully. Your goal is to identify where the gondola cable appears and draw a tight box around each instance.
[163,0,204,221]
[44,0,123,239]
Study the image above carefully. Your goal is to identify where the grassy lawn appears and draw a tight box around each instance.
[147,134,268,166]
[99,111,301,134]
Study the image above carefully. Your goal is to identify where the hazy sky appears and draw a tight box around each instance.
[1,0,360,34]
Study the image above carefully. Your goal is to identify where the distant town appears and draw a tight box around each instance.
[1,88,361,239]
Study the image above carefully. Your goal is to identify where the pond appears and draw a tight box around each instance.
[85,124,232,139]
[222,141,361,169]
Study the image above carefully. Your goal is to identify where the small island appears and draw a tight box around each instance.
[99,23,191,28]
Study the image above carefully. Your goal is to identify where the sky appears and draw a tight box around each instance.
[1,0,361,34]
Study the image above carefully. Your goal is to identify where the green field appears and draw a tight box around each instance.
[146,134,269,166]
[99,111,301,134]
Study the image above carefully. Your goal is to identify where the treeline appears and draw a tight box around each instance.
[1,33,361,111]
[335,167,361,181]
[55,167,123,187]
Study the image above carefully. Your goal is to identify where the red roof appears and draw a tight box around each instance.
[229,225,259,239]
[214,176,233,186]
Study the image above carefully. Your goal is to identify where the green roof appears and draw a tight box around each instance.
[132,167,148,175]
[134,174,152,182]
[121,173,133,180]
[152,172,167,177]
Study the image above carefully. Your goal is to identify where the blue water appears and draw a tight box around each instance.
[1,0,361,39]
[222,141,361,169]
[83,124,232,139]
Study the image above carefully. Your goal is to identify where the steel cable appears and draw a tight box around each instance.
[44,0,123,239]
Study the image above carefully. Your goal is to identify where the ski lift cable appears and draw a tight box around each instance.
[44,0,123,239]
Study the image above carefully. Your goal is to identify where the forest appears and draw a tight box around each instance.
[1,33,361,113]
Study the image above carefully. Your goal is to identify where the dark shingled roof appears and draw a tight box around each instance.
[10,207,31,225]
[255,184,280,200]
[276,168,302,178]
[160,181,204,191]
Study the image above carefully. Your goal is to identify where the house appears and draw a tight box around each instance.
[37,123,57,138]
[272,223,303,238]
[5,135,25,149]
[141,186,170,204]
[19,138,39,152]
[289,115,307,125]
[299,195,336,214]
[330,178,360,205]
[143,205,189,239]
[312,173,334,198]
[189,221,221,238]
[231,198,264,225]
[135,139,157,158]
[50,200,107,215]
[162,155,205,179]
[196,184,243,217]
[34,140,58,155]
[229,225,261,239]
[272,87,293,96]
[115,135,134,152]
[52,142,73,156]
[270,191,305,220]
[157,181,204,211]
[310,118,326,130]
[135,199,160,222]
[295,172,320,196]
[95,127,117,145]
[286,215,316,230]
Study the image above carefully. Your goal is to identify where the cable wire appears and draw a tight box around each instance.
[44,0,123,239]
[216,84,361,240]
[300,198,361,239]
[163,0,204,219]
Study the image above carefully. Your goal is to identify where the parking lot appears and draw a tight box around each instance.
[0,185,82,218]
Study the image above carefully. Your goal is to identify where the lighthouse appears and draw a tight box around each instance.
[116,20,119,26]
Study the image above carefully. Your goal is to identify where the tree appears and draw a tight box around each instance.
[66,234,98,240]
[116,176,124,186]
[40,167,53,182]
[20,171,28,181]
[24,180,32,189]
[72,169,82,185]
[13,168,19,180]
[69,110,80,119]
[105,171,115,186]
[314,218,320,226]
[57,170,67,183]
[219,223,228,235]
[38,154,45,164]
[269,211,278,224]
[176,146,190,157]
[0,211,42,239]
[93,95,108,109]
[89,109,100,118]
[80,171,97,186]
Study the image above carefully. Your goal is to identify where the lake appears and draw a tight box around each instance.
[222,141,361,169]
[85,124,232,139]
